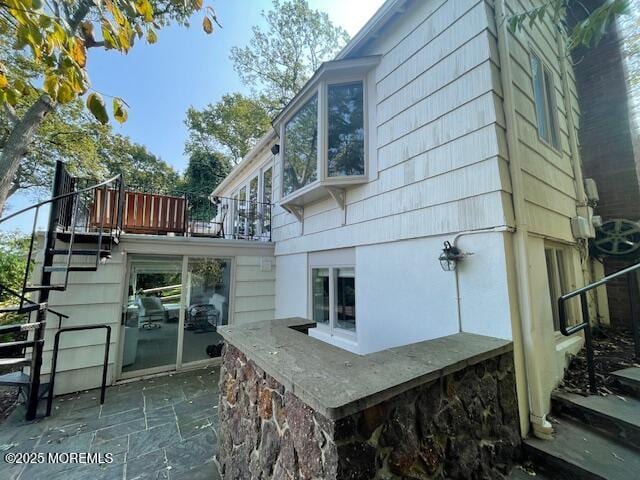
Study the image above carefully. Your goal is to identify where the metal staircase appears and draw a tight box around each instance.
[0,161,124,420]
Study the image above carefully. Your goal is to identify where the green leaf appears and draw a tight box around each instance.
[113,97,128,123]
[43,74,58,97]
[57,82,74,103]
[87,92,109,124]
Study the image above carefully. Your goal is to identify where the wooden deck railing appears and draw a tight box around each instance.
[91,189,187,235]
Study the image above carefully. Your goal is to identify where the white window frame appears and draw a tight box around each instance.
[309,265,357,340]
[229,158,274,239]
[279,72,375,203]
[530,51,560,150]
[544,243,574,332]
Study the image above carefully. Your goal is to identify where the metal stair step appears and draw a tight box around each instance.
[552,391,640,450]
[23,285,66,292]
[43,266,98,273]
[524,417,640,480]
[611,368,640,398]
[0,340,42,353]
[0,371,30,387]
[0,357,32,367]
[0,322,46,335]
[0,303,46,314]
[49,248,111,257]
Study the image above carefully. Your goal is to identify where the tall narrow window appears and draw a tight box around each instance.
[530,53,560,149]
[335,267,356,332]
[283,94,318,196]
[327,82,364,177]
[249,176,258,238]
[545,246,571,331]
[311,266,356,334]
[312,268,330,325]
[262,167,272,235]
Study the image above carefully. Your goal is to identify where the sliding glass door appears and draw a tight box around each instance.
[122,256,183,375]
[119,254,233,379]
[182,257,231,364]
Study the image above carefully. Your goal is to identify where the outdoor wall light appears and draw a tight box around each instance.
[439,241,464,271]
[271,144,280,155]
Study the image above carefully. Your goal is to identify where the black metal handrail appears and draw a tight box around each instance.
[46,324,111,417]
[558,261,640,393]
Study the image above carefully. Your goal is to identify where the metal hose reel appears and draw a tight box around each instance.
[592,219,640,257]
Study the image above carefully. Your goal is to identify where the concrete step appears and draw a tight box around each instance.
[552,392,640,449]
[524,418,640,480]
[611,368,640,398]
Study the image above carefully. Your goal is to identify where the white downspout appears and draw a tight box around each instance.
[494,0,554,439]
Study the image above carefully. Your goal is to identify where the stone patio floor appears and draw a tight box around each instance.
[0,366,221,480]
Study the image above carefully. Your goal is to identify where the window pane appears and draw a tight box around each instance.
[312,268,329,325]
[283,94,318,196]
[530,54,549,142]
[545,249,560,331]
[184,257,231,361]
[335,267,356,332]
[327,83,365,177]
[262,168,272,235]
[543,68,559,148]
[123,256,182,373]
[249,176,258,238]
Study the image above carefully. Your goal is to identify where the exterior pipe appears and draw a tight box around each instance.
[451,225,513,332]
[494,0,553,439]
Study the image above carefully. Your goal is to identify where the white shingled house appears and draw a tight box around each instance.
[2,0,612,442]
[210,0,608,441]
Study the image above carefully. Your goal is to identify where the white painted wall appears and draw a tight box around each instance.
[274,253,308,318]
[35,234,275,394]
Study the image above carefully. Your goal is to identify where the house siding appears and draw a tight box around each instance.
[272,0,510,256]
[33,236,276,395]
[498,0,582,242]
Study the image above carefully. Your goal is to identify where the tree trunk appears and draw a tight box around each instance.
[0,94,55,214]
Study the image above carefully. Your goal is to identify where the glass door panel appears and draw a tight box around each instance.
[249,176,259,239]
[122,256,182,374]
[183,257,232,362]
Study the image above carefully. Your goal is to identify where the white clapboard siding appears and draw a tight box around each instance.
[223,0,583,254]
[32,236,276,394]
[232,256,276,325]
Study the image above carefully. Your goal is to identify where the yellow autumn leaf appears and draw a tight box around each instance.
[146,28,157,44]
[193,0,203,9]
[72,38,87,67]
[0,72,8,89]
[135,0,154,22]
[203,16,213,34]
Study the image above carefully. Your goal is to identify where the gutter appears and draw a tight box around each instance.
[494,0,554,440]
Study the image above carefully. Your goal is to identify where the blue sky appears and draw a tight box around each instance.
[2,0,385,231]
[88,0,384,173]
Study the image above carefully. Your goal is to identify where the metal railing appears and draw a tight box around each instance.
[46,324,111,416]
[558,261,640,393]
[116,184,273,241]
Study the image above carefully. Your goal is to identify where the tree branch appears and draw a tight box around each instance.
[3,104,18,127]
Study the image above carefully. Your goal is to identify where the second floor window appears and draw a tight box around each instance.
[282,81,366,198]
[530,52,560,149]
[283,94,319,196]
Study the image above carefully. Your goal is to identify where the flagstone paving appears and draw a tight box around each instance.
[0,366,221,480]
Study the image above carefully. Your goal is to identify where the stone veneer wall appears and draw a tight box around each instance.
[218,344,521,479]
